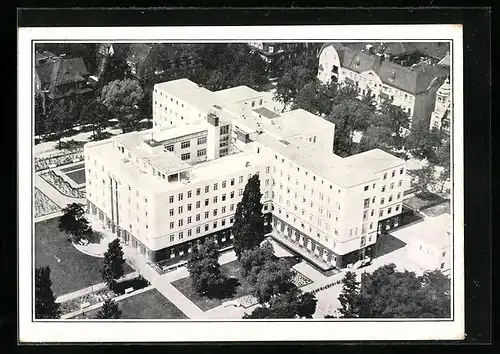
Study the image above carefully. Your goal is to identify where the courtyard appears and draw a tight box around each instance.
[35,216,132,296]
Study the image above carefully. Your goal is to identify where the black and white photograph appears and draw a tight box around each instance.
[18,23,465,342]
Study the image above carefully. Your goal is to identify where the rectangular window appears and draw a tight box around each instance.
[213,209,218,216]
[213,196,218,203]
[222,219,226,227]
[222,206,226,213]
[390,182,394,190]
[181,141,190,149]
[239,189,244,196]
[196,201,201,208]
[165,144,174,152]
[187,190,192,198]
[196,226,200,234]
[170,235,174,242]
[169,209,174,216]
[196,214,200,221]
[392,170,396,177]
[379,210,383,217]
[196,188,201,196]
[222,181,226,188]
[389,195,393,202]
[230,204,235,211]
[231,178,235,186]
[364,198,370,209]
[178,206,183,214]
[205,224,209,232]
[220,125,230,135]
[169,195,174,203]
[266,166,270,173]
[400,168,404,175]
[170,222,174,229]
[178,219,183,227]
[179,232,183,240]
[204,211,209,219]
[205,199,209,206]
[197,149,206,157]
[222,194,226,201]
[381,198,385,205]
[388,207,392,214]
[382,185,386,193]
[398,180,403,187]
[383,173,387,180]
[214,183,218,191]
[197,136,207,145]
[181,153,190,160]
[239,176,244,183]
[205,186,209,193]
[188,229,192,237]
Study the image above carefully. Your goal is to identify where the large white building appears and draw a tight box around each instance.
[84,78,407,270]
[317,43,449,128]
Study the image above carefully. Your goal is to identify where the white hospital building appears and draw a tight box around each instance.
[84,78,407,270]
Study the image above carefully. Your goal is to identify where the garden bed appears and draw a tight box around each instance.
[35,152,84,172]
[290,269,313,288]
[34,187,60,218]
[40,170,85,198]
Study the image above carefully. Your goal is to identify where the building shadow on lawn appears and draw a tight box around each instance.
[374,233,407,258]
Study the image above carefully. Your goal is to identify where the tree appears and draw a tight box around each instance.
[232,174,266,259]
[79,100,110,139]
[252,258,294,304]
[297,292,318,318]
[58,203,92,243]
[44,98,76,149]
[35,93,47,138]
[35,266,60,319]
[412,164,437,194]
[355,264,451,318]
[376,102,411,149]
[100,79,144,133]
[101,239,125,290]
[187,240,226,297]
[358,125,394,153]
[240,241,275,284]
[407,122,445,162]
[337,271,360,318]
[274,65,317,111]
[327,99,371,157]
[101,55,130,85]
[95,298,122,319]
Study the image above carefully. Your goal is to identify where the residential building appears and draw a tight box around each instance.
[402,213,452,273]
[85,78,407,270]
[247,42,320,73]
[125,43,159,81]
[34,52,93,100]
[317,43,450,129]
[429,77,452,134]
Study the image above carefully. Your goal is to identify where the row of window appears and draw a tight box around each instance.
[169,217,235,241]
[379,204,401,217]
[169,202,236,218]
[344,70,415,101]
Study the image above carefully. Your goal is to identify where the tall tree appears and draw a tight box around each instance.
[337,271,360,318]
[44,98,76,149]
[79,100,110,139]
[232,174,266,259]
[58,203,92,243]
[297,292,318,318]
[101,55,130,86]
[100,79,144,133]
[35,266,60,319]
[358,125,394,153]
[376,101,411,149]
[187,240,226,297]
[95,298,122,319]
[101,239,125,290]
[274,64,317,111]
[412,164,437,194]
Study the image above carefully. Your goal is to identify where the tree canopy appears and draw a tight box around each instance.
[101,239,125,290]
[95,298,122,319]
[35,266,60,319]
[58,203,92,243]
[232,174,266,259]
[329,264,451,318]
[187,240,226,297]
[100,79,144,133]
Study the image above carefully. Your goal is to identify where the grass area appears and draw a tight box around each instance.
[171,260,254,312]
[75,289,188,319]
[65,169,86,184]
[61,163,85,173]
[404,191,447,212]
[422,201,450,217]
[35,216,133,296]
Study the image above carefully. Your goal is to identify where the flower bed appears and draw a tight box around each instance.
[34,187,60,218]
[35,152,84,172]
[59,288,115,315]
[291,269,313,288]
[40,170,85,198]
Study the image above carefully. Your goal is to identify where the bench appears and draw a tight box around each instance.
[125,287,134,294]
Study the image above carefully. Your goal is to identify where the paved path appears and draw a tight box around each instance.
[55,271,138,303]
[62,285,154,319]
[34,173,85,209]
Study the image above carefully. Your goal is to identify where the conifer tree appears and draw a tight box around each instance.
[35,266,60,319]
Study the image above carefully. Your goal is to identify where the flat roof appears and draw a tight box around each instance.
[253,106,280,119]
[155,78,217,113]
[342,149,405,172]
[403,213,451,249]
[150,121,209,143]
[214,85,264,103]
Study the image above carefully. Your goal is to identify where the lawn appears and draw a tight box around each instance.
[404,191,447,212]
[75,289,188,320]
[61,163,85,173]
[171,260,254,312]
[422,201,450,217]
[65,168,86,184]
[35,216,133,297]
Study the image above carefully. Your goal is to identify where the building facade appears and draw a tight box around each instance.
[429,77,452,134]
[317,43,450,129]
[85,78,407,270]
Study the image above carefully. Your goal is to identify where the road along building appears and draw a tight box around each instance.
[85,78,407,270]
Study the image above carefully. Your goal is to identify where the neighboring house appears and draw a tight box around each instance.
[35,52,93,100]
[95,43,115,80]
[317,43,450,129]
[403,213,452,273]
[248,42,320,73]
[125,43,159,81]
[85,77,408,271]
[429,77,452,134]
